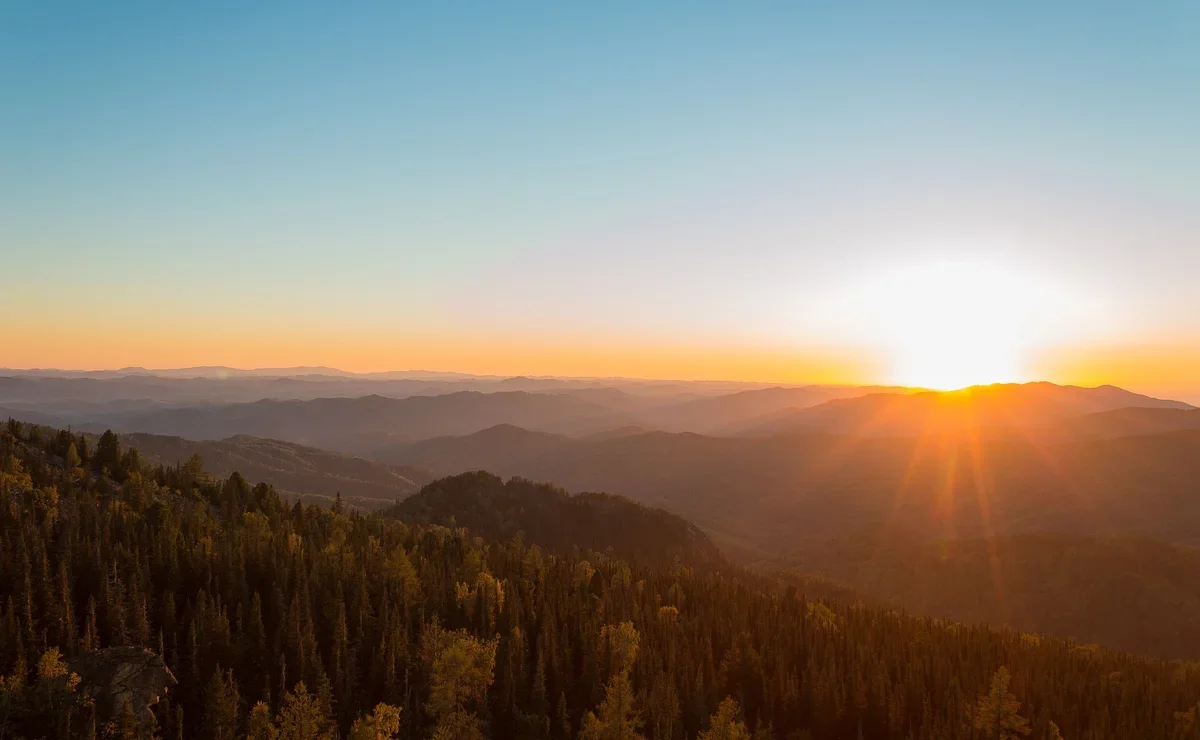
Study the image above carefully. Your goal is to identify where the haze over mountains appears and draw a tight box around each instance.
[379,424,1200,549]
[0,371,928,452]
[3,368,1189,446]
[6,366,1200,661]
[121,432,433,509]
[749,382,1191,437]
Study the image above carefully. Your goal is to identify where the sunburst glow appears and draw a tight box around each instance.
[837,261,1080,390]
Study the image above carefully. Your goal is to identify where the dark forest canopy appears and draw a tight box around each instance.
[3,420,1200,739]
[775,531,1200,661]
[387,472,724,570]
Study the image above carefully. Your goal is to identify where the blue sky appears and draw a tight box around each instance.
[2,2,1198,389]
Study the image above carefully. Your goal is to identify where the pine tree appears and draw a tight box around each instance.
[247,701,275,740]
[578,671,644,740]
[699,698,751,740]
[276,681,332,740]
[82,598,99,652]
[579,623,644,740]
[93,430,125,482]
[348,703,401,740]
[646,673,680,740]
[422,623,498,740]
[556,692,573,740]
[202,666,240,740]
[970,667,1032,740]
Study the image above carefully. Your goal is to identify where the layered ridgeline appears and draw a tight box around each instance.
[3,421,1200,739]
[0,372,917,446]
[375,425,1200,554]
[6,379,1186,457]
[119,432,434,510]
[375,423,1200,659]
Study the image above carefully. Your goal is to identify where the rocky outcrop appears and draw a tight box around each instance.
[68,647,177,724]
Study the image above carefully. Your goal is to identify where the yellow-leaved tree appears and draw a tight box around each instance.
[699,698,751,740]
[421,622,498,740]
[349,703,402,740]
[579,622,645,740]
[969,667,1031,740]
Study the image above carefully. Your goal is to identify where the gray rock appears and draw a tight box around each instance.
[68,647,177,725]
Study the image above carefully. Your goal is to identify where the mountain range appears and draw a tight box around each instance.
[5,376,1189,453]
[120,432,433,509]
[6,374,1200,662]
[376,424,1200,557]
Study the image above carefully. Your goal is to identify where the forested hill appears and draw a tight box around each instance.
[119,431,433,510]
[3,420,1200,740]
[779,532,1200,660]
[386,472,724,570]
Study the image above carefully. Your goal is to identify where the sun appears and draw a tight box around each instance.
[891,339,1022,391]
[835,261,1071,390]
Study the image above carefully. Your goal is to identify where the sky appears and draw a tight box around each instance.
[2,3,1199,398]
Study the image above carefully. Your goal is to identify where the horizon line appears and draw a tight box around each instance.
[0,364,1152,394]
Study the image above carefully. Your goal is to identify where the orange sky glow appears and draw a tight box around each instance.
[8,322,1200,403]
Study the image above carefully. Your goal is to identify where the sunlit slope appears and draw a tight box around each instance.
[745,382,1190,437]
[377,425,1200,553]
[121,432,435,508]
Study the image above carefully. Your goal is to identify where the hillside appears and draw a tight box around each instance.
[121,432,433,509]
[387,471,723,568]
[779,531,1200,659]
[374,423,566,471]
[375,426,1200,556]
[0,370,792,425]
[3,419,1199,739]
[1041,406,1200,439]
[617,384,920,434]
[78,391,615,453]
[377,422,1200,659]
[749,382,1191,437]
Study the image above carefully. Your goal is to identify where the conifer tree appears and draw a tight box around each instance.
[422,624,498,740]
[246,701,275,740]
[970,667,1031,740]
[276,681,332,740]
[699,698,751,740]
[202,666,240,740]
[348,703,402,740]
[579,623,644,740]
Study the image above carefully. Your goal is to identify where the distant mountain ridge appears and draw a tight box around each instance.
[1040,406,1200,439]
[76,391,615,454]
[627,384,922,434]
[122,432,434,509]
[6,377,1190,451]
[375,423,1200,557]
[747,382,1191,436]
